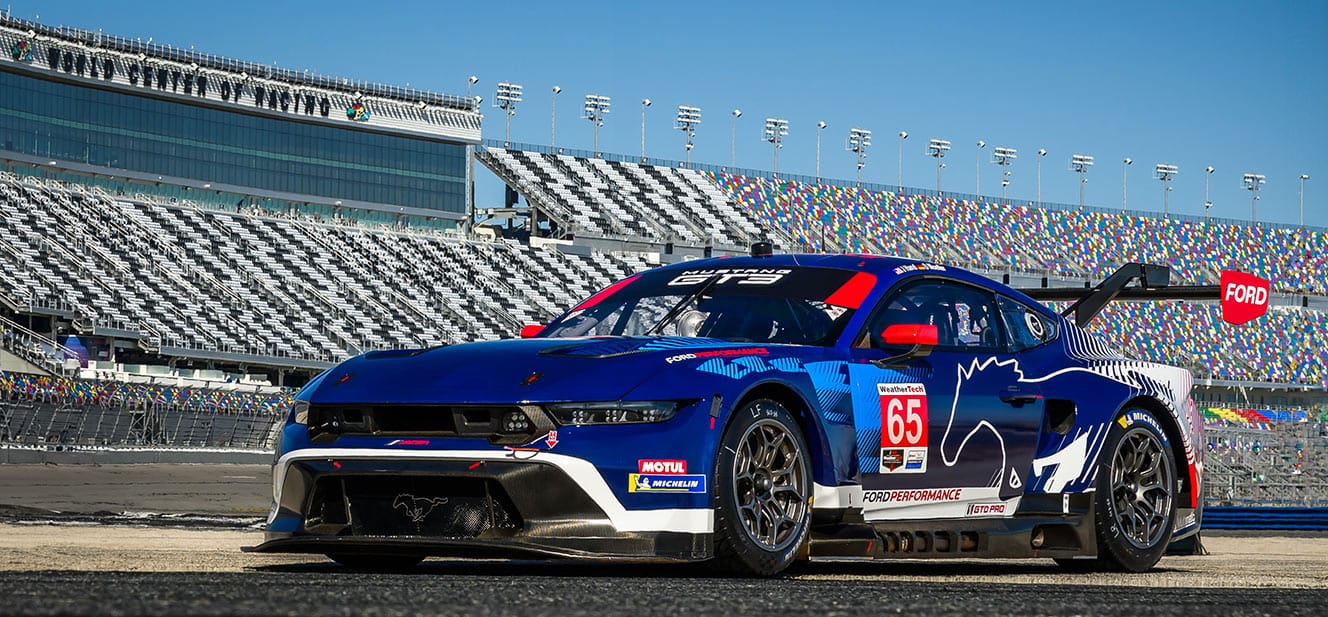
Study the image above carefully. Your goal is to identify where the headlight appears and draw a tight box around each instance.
[291,401,310,425]
[545,401,678,426]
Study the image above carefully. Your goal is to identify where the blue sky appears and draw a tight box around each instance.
[16,1,1327,227]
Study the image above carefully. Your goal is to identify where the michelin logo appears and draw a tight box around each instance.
[629,473,707,493]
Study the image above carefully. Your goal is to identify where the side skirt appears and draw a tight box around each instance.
[809,493,1098,560]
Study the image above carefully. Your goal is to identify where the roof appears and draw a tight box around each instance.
[650,252,1057,315]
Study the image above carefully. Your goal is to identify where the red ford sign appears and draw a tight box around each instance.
[1220,270,1270,325]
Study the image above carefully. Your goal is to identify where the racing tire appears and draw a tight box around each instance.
[1060,407,1178,572]
[326,553,424,570]
[711,398,812,577]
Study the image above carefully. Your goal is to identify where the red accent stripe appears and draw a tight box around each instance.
[571,274,641,312]
[824,272,877,309]
[1188,460,1200,508]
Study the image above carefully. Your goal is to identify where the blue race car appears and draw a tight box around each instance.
[246,248,1204,576]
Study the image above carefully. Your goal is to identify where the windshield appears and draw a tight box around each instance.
[541,266,874,346]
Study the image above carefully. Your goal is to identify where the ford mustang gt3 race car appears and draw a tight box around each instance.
[247,248,1219,576]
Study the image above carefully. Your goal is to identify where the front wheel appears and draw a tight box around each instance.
[1063,407,1178,572]
[711,398,812,576]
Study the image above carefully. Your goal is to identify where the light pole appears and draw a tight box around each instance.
[897,131,908,189]
[1243,172,1265,222]
[466,75,478,97]
[927,138,950,194]
[676,105,701,165]
[1071,153,1094,209]
[992,147,1017,201]
[730,109,742,171]
[583,94,611,157]
[815,121,827,181]
[493,81,522,145]
[975,140,986,196]
[1122,157,1132,212]
[1154,163,1177,217]
[1300,174,1310,226]
[639,98,651,160]
[848,127,872,187]
[763,117,789,176]
[550,85,561,148]
[1036,148,1046,207]
[1204,166,1214,219]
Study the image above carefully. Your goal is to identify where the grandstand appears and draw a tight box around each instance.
[1,15,1325,508]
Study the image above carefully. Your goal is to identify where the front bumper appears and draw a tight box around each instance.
[243,448,713,561]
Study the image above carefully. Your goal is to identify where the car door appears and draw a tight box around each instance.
[847,277,1044,520]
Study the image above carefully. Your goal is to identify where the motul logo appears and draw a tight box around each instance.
[638,460,687,474]
[1220,270,1270,325]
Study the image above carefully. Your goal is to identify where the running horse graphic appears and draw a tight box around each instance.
[392,494,449,524]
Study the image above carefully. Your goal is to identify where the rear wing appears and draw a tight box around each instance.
[1018,263,1231,327]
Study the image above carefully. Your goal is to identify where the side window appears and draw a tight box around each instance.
[863,279,1005,352]
[997,295,1057,352]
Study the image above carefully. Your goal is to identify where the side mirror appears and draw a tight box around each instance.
[519,324,545,339]
[873,324,937,368]
[881,323,939,347]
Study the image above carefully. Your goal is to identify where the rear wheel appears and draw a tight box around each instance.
[326,553,423,570]
[711,398,812,576]
[1060,407,1177,572]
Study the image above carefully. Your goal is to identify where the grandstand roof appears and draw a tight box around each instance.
[0,15,481,143]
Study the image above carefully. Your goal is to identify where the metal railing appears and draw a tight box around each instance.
[485,139,1326,233]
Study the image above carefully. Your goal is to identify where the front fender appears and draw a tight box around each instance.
[622,352,853,490]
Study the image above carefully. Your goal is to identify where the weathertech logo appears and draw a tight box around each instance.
[966,502,1006,516]
[639,460,687,474]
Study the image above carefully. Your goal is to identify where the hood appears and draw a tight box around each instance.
[304,337,761,405]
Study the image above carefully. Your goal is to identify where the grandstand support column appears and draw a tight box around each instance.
[640,99,651,161]
[677,106,703,166]
[812,120,823,181]
[849,128,872,188]
[993,147,1017,203]
[1122,158,1133,212]
[1036,148,1047,207]
[1155,163,1178,218]
[466,145,475,234]
[1243,172,1265,222]
[1205,166,1215,219]
[897,131,908,189]
[1071,153,1094,209]
[927,138,950,194]
[1300,174,1310,227]
[495,82,523,147]
[551,86,562,150]
[975,140,985,196]
[584,95,612,158]
[731,109,742,171]
[764,118,789,177]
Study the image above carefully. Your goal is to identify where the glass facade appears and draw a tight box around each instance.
[0,68,469,214]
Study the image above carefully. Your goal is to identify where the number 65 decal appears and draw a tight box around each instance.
[878,383,929,474]
[879,383,928,447]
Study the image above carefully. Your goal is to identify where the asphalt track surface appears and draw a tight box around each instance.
[2,464,1327,616]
